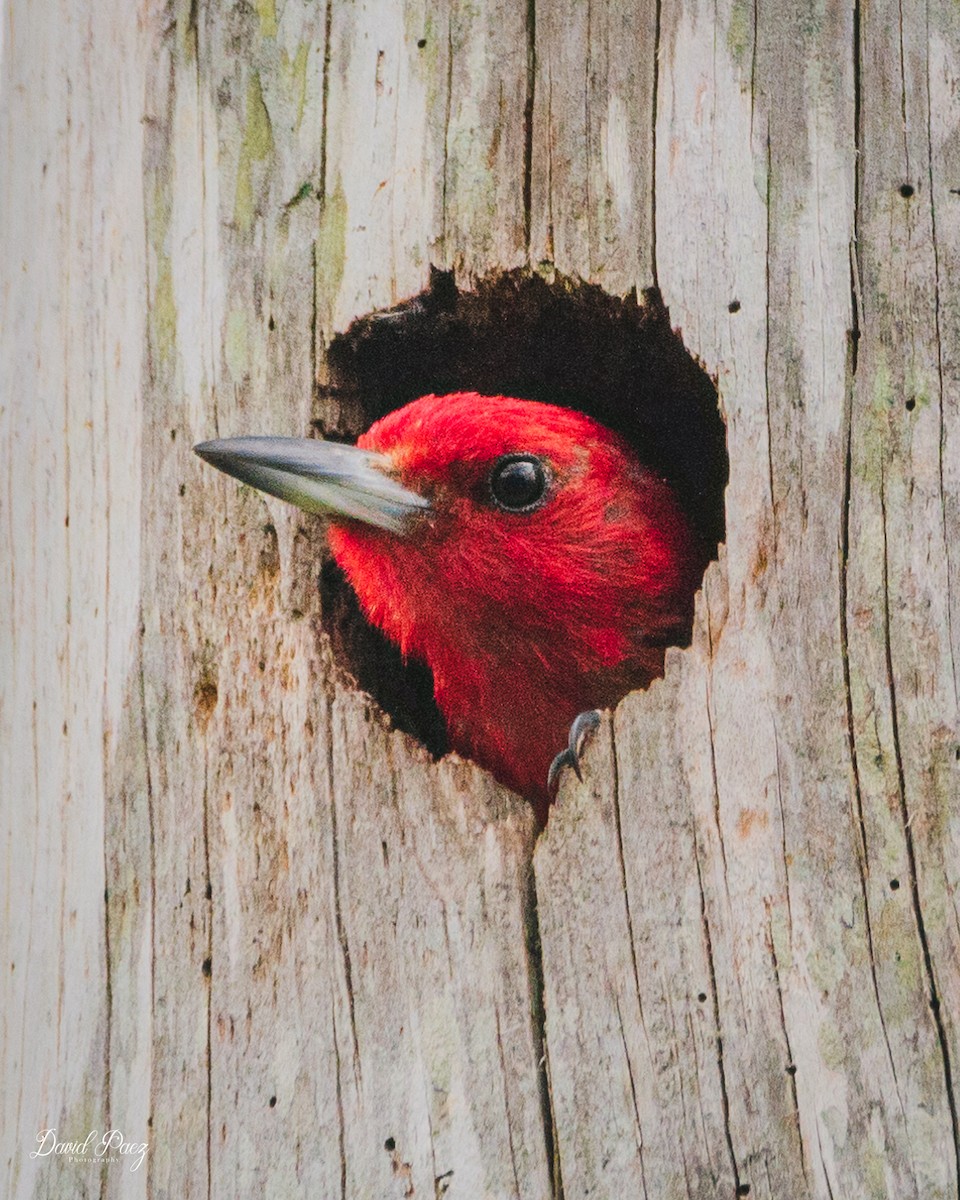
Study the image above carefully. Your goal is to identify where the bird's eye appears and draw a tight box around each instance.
[489,454,549,513]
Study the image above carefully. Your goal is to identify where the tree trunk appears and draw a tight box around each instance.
[3,1,959,1198]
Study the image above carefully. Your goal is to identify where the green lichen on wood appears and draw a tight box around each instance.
[316,176,348,333]
[235,71,275,233]
[282,42,310,131]
[817,1019,846,1071]
[225,306,250,383]
[148,181,177,368]
[726,0,753,69]
[257,0,278,39]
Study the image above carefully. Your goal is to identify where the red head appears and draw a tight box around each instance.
[326,393,704,820]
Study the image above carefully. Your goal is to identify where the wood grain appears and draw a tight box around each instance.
[2,0,959,1197]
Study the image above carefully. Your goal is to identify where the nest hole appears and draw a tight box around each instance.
[317,268,727,758]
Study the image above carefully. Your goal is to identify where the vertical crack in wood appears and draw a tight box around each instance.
[422,1065,440,1196]
[610,725,647,1030]
[880,469,960,1185]
[843,1,867,871]
[764,897,808,1189]
[771,725,793,945]
[313,0,333,378]
[195,52,215,1196]
[749,0,759,141]
[851,0,862,301]
[324,698,361,1082]
[814,1119,838,1200]
[649,0,662,287]
[609,718,655,1193]
[763,124,778,557]
[522,0,536,256]
[528,864,562,1199]
[101,188,114,1195]
[614,993,650,1200]
[101,856,113,1200]
[319,0,333,203]
[138,610,157,1177]
[842,282,910,1135]
[896,0,911,176]
[841,39,912,1135]
[494,1003,523,1199]
[330,993,348,1200]
[703,685,729,888]
[691,834,741,1194]
[922,5,958,705]
[311,239,319,392]
[202,753,213,1200]
[584,0,594,259]
[441,15,453,258]
[545,67,555,261]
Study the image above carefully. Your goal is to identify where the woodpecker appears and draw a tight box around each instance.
[196,392,705,824]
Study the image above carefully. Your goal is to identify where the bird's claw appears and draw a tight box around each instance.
[547,710,602,793]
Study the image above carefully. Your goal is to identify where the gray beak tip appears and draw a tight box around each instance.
[192,434,429,535]
[194,440,225,465]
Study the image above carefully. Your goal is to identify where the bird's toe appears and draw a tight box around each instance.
[547,709,602,792]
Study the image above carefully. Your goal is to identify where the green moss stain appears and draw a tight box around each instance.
[235,71,275,233]
[726,0,753,68]
[875,899,923,1023]
[862,1145,889,1200]
[282,42,310,130]
[225,307,250,382]
[153,259,178,368]
[175,0,197,61]
[257,0,278,38]
[316,177,348,321]
[818,1021,846,1071]
[149,180,176,367]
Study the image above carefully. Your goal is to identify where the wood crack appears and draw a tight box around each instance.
[138,611,157,1161]
[922,6,959,707]
[764,899,809,1190]
[692,834,741,1194]
[495,1003,524,1200]
[610,723,648,1038]
[528,863,562,1200]
[763,122,778,557]
[202,754,213,1200]
[840,235,908,1131]
[815,1120,837,1200]
[522,0,536,256]
[331,993,348,1200]
[880,470,960,1187]
[649,0,661,287]
[441,15,454,259]
[614,993,649,1200]
[325,701,361,1084]
[319,0,333,203]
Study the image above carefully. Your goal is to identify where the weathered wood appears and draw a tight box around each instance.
[3,0,959,1198]
[0,1,151,1196]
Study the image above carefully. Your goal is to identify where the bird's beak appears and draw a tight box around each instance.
[194,436,430,535]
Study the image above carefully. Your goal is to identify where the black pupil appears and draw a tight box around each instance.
[490,456,546,511]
